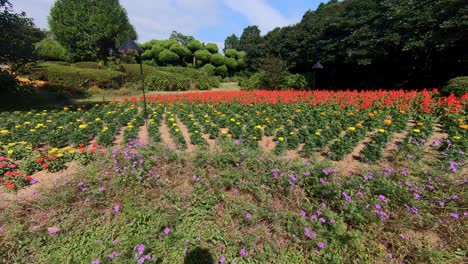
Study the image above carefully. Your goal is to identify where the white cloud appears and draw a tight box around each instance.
[121,0,220,42]
[223,0,294,34]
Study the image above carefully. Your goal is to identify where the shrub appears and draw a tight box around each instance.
[30,62,125,89]
[239,72,263,90]
[187,39,204,52]
[225,49,239,59]
[72,61,102,69]
[194,50,212,63]
[225,58,238,71]
[0,70,18,93]
[205,43,218,54]
[210,54,226,67]
[287,74,308,89]
[35,38,68,61]
[214,65,228,77]
[120,63,160,82]
[144,71,190,91]
[158,50,180,65]
[237,58,245,68]
[169,44,191,59]
[441,76,468,97]
[200,63,216,76]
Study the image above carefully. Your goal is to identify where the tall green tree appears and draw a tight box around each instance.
[239,26,266,70]
[49,0,137,61]
[0,0,45,75]
[170,31,194,46]
[223,34,240,52]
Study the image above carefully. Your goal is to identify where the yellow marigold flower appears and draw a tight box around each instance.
[255,125,262,129]
[369,113,375,117]
[169,118,175,122]
[315,131,321,136]
[356,123,363,127]
[175,128,180,132]
[320,112,326,116]
[69,150,75,155]
[57,153,64,158]
[128,125,134,129]
[221,130,228,135]
[236,122,241,125]
[24,121,31,125]
[459,124,468,130]
[384,119,392,125]
[7,150,13,155]
[413,129,421,133]
[79,124,87,129]
[58,126,64,129]
[172,123,177,127]
[77,108,82,111]
[417,122,424,126]
[30,129,36,132]
[205,120,210,123]
[95,118,101,121]
[286,119,292,123]
[349,112,355,116]
[0,130,8,134]
[295,109,301,113]
[348,127,356,131]
[64,107,69,111]
[453,136,461,140]
[289,132,295,135]
[378,129,385,133]
[400,110,405,114]
[278,137,284,142]
[230,118,236,122]
[195,130,199,134]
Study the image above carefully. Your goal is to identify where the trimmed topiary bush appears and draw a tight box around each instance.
[225,49,239,59]
[225,58,238,71]
[158,50,180,66]
[205,43,219,54]
[144,71,190,91]
[210,54,226,67]
[214,65,228,78]
[35,38,68,61]
[441,76,468,97]
[287,74,308,89]
[200,63,216,76]
[194,49,212,63]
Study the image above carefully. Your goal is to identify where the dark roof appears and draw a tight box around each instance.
[312,61,323,69]
[118,37,143,54]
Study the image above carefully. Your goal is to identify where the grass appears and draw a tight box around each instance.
[0,137,466,263]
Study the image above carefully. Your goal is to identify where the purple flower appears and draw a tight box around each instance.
[342,191,352,202]
[219,256,226,263]
[320,217,326,223]
[135,244,145,255]
[378,195,387,203]
[98,187,105,192]
[91,259,100,264]
[317,242,325,249]
[109,251,121,259]
[164,227,171,235]
[330,218,335,223]
[450,213,459,219]
[323,169,331,175]
[114,205,120,212]
[387,253,393,259]
[77,182,84,187]
[304,227,311,238]
[240,248,246,257]
[310,214,317,220]
[404,204,419,214]
[401,168,409,177]
[47,227,60,235]
[399,234,406,239]
[233,188,239,194]
[0,226,4,232]
[245,213,252,219]
[300,210,307,217]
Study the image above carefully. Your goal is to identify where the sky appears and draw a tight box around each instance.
[12,0,325,50]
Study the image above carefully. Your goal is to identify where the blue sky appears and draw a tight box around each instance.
[13,0,325,50]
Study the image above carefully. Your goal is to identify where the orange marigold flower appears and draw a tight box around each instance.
[384,119,392,125]
[417,122,424,126]
[460,124,468,130]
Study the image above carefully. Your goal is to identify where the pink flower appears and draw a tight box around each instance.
[240,248,246,257]
[114,205,120,212]
[300,210,307,217]
[317,242,325,249]
[450,213,459,219]
[164,227,171,235]
[246,213,252,219]
[219,256,226,263]
[91,259,100,264]
[304,227,311,238]
[47,227,60,235]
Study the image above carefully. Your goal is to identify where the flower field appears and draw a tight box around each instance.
[0,89,467,263]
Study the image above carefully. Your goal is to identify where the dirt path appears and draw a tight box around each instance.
[175,116,195,152]
[0,162,80,210]
[138,123,149,144]
[259,136,275,152]
[159,113,176,149]
[113,127,126,147]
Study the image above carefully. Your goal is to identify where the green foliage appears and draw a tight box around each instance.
[187,39,204,52]
[158,50,180,66]
[239,25,265,69]
[239,72,263,90]
[49,0,136,61]
[286,74,308,89]
[35,38,68,61]
[0,0,45,74]
[214,65,228,78]
[30,62,125,89]
[170,30,194,46]
[120,63,160,82]
[259,57,289,89]
[0,69,18,93]
[205,43,219,54]
[169,44,192,59]
[72,61,101,69]
[160,39,179,49]
[144,71,189,91]
[223,34,240,52]
[441,76,468,97]
[225,58,238,71]
[200,63,216,76]
[210,54,226,67]
[225,49,239,59]
[194,49,212,63]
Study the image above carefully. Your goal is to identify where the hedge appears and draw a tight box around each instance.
[442,76,468,97]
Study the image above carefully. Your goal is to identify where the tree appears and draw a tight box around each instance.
[187,39,204,66]
[35,38,68,61]
[259,57,289,89]
[0,0,45,75]
[225,57,238,75]
[158,49,179,65]
[170,30,194,46]
[225,49,239,59]
[170,43,192,63]
[210,54,226,66]
[205,43,219,54]
[49,0,137,61]
[194,49,212,64]
[239,25,265,70]
[214,65,228,77]
[224,34,240,52]
[200,63,216,76]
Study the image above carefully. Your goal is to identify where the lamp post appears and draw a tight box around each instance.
[312,61,323,90]
[118,37,147,124]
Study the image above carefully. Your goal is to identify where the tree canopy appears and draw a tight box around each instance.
[49,0,136,61]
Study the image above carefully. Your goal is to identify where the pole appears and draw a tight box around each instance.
[139,54,147,125]
[312,71,316,90]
